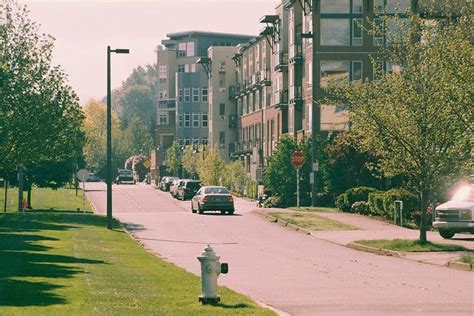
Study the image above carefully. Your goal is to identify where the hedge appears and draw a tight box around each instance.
[336,186,378,212]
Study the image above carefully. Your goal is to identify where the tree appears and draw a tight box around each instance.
[166,141,181,177]
[0,1,85,207]
[197,147,226,186]
[121,116,154,156]
[181,144,203,179]
[223,161,249,196]
[328,6,473,242]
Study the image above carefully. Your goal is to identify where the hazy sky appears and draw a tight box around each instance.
[23,0,277,104]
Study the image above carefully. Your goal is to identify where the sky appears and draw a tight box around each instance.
[23,0,277,104]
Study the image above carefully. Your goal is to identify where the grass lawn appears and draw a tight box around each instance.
[0,213,275,315]
[289,206,338,213]
[0,187,91,213]
[355,239,469,252]
[269,212,356,231]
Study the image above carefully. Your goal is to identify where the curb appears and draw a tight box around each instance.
[347,242,404,258]
[447,261,473,272]
[253,210,312,236]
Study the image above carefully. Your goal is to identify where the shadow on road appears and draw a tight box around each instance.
[138,237,238,245]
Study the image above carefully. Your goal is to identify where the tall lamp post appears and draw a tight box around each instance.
[107,46,129,230]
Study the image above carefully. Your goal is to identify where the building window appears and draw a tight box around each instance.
[178,114,183,127]
[192,113,200,127]
[158,113,168,125]
[352,0,363,13]
[184,113,190,127]
[159,90,167,99]
[373,18,384,46]
[321,0,350,14]
[320,61,350,88]
[219,132,225,145]
[202,113,208,127]
[192,88,200,102]
[178,42,186,58]
[375,0,410,14]
[307,62,312,86]
[178,89,183,102]
[184,88,191,102]
[321,19,350,46]
[352,18,363,46]
[219,73,225,87]
[184,138,191,145]
[351,61,362,82]
[159,78,166,84]
[178,65,185,73]
[186,41,195,57]
[219,103,225,116]
[191,64,196,72]
[202,87,208,102]
[159,65,167,78]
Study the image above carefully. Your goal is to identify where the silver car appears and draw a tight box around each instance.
[191,186,235,215]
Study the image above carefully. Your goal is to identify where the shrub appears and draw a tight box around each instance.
[315,192,334,207]
[335,193,350,212]
[264,196,284,208]
[368,191,385,216]
[246,180,258,200]
[345,186,378,206]
[411,209,433,228]
[382,188,418,220]
[351,201,370,215]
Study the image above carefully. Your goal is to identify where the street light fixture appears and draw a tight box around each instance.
[107,46,129,230]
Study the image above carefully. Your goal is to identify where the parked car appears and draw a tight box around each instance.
[86,173,101,182]
[433,184,474,239]
[191,186,234,215]
[115,169,135,185]
[170,179,186,198]
[177,180,201,201]
[159,176,178,191]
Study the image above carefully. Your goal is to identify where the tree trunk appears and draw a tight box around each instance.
[419,186,428,244]
[3,180,8,212]
[27,187,32,209]
[18,168,24,213]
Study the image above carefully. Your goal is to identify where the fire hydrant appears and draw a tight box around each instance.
[197,245,228,304]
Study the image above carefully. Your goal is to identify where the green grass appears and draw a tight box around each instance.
[289,206,338,213]
[0,213,275,315]
[355,239,469,252]
[0,186,91,213]
[457,255,474,265]
[270,212,356,231]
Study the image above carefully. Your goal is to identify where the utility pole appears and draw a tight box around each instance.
[310,9,320,207]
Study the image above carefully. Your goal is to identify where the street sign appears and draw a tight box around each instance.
[76,169,90,182]
[291,151,305,169]
[143,160,151,169]
[312,162,319,172]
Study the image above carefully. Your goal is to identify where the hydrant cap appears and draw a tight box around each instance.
[198,245,220,260]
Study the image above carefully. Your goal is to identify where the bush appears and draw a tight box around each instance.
[315,192,334,207]
[345,186,378,206]
[368,191,385,216]
[382,188,418,220]
[264,196,284,208]
[351,201,370,215]
[246,180,258,200]
[335,193,351,212]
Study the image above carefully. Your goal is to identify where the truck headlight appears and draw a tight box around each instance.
[460,209,472,220]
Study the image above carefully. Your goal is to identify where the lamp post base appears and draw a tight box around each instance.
[199,296,220,305]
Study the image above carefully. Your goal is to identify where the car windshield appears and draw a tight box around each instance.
[451,185,474,202]
[204,187,229,195]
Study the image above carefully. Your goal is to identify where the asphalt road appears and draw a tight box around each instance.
[86,182,474,316]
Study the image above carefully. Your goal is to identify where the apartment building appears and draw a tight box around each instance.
[151,31,253,181]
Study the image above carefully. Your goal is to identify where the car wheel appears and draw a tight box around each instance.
[228,209,234,215]
[439,230,455,239]
[198,204,204,214]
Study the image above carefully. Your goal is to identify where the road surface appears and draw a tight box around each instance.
[86,182,474,315]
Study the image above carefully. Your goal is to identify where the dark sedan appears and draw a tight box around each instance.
[191,186,234,215]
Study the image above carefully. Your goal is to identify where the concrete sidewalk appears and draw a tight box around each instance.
[253,208,473,268]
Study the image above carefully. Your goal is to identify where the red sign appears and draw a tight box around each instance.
[291,151,305,169]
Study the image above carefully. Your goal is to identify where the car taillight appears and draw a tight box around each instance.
[203,196,209,203]
[228,196,233,202]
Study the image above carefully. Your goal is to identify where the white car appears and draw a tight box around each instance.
[433,184,474,239]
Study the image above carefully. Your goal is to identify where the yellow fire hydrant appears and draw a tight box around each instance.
[197,245,228,304]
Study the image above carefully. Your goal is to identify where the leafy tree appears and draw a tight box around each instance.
[328,6,473,242]
[121,116,154,156]
[197,147,226,186]
[166,141,181,177]
[223,161,249,196]
[0,1,85,208]
[181,144,204,179]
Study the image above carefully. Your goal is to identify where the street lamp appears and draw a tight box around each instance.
[107,46,129,230]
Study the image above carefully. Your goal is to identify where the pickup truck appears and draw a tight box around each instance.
[433,184,474,239]
[115,169,135,185]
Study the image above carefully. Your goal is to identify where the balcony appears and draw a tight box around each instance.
[228,85,238,100]
[289,44,303,64]
[274,90,288,110]
[289,86,303,104]
[273,52,288,72]
[158,98,176,110]
[258,69,271,87]
[228,114,237,128]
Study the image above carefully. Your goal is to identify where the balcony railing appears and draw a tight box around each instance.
[273,52,288,72]
[274,89,289,109]
[289,44,303,64]
[259,69,271,86]
[228,85,238,100]
[289,86,303,103]
[158,98,176,109]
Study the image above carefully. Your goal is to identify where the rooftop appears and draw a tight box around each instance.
[166,30,255,40]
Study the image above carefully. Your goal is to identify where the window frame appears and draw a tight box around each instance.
[192,88,200,102]
[184,88,191,102]
[192,113,200,128]
[184,113,191,127]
